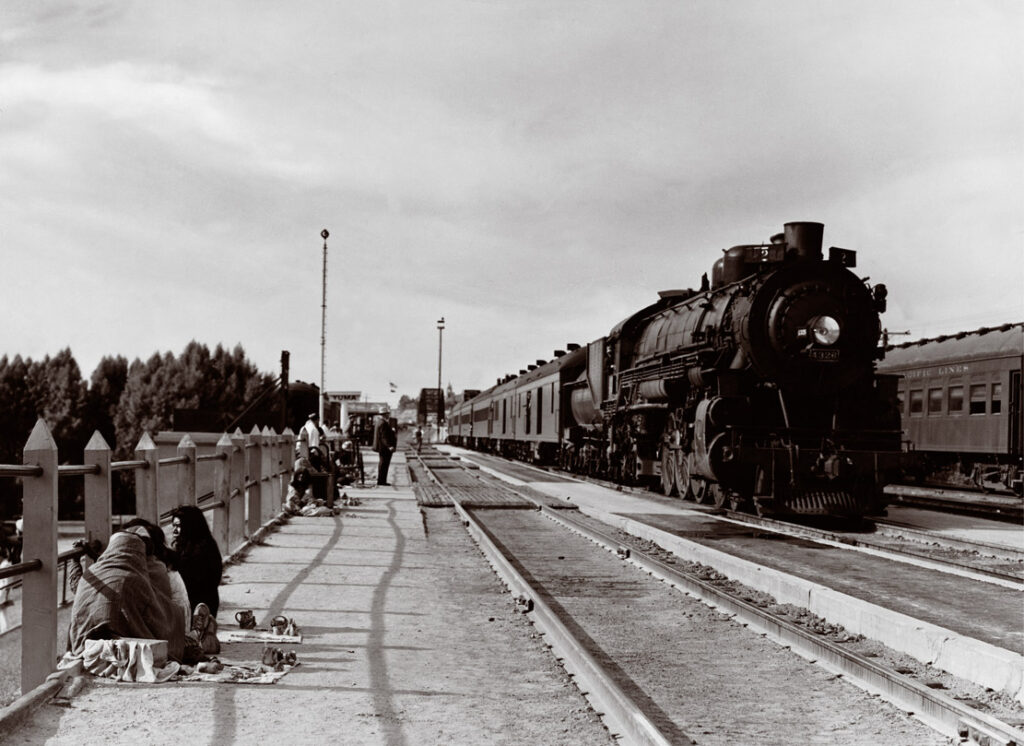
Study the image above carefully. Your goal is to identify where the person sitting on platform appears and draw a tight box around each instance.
[123,518,191,634]
[170,505,223,618]
[67,531,184,662]
[285,455,314,514]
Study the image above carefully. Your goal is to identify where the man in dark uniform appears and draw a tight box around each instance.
[372,409,396,486]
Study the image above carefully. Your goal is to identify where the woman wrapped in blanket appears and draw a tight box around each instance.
[123,519,191,635]
[67,530,185,662]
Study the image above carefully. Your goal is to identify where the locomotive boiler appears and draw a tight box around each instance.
[564,221,902,516]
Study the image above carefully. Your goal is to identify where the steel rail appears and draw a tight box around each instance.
[410,448,679,746]
[872,520,1024,562]
[714,510,1024,589]
[452,448,1023,585]
[886,486,1023,523]
[536,503,1024,746]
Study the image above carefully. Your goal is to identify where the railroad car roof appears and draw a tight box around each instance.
[459,345,587,405]
[879,323,1023,369]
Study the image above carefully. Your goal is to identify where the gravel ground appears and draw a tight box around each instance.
[591,515,1024,730]
[475,509,953,746]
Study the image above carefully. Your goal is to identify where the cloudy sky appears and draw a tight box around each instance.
[2,1,1021,407]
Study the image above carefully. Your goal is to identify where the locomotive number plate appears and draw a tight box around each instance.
[808,349,840,361]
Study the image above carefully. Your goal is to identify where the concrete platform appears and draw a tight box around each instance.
[2,451,611,745]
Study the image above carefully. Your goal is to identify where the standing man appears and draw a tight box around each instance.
[372,408,396,486]
[301,412,323,451]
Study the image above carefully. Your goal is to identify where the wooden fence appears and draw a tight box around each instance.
[0,419,295,695]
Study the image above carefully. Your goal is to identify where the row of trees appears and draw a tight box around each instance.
[0,342,274,519]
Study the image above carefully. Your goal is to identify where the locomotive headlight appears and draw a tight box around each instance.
[809,315,841,346]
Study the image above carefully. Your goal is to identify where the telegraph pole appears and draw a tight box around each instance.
[320,229,329,421]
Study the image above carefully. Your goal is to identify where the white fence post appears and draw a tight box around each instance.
[282,427,295,513]
[177,433,197,507]
[247,426,262,536]
[21,419,58,693]
[135,432,159,524]
[258,425,270,523]
[83,431,112,552]
[229,430,245,551]
[213,433,232,556]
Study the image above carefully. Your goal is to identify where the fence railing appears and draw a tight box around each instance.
[0,419,295,695]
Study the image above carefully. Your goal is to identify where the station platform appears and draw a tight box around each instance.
[3,449,607,746]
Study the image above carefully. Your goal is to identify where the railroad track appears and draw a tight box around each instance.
[885,484,1024,523]
[712,510,1024,587]
[410,447,1024,746]
[449,447,1024,583]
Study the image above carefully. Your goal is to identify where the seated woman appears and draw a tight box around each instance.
[170,505,223,617]
[67,531,184,662]
[123,518,191,635]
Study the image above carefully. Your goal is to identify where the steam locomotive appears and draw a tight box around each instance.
[448,222,903,517]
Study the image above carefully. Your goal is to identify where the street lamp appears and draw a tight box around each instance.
[437,317,445,441]
[320,229,329,421]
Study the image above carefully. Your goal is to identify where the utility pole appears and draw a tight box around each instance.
[280,350,290,433]
[320,229,329,421]
[437,316,445,442]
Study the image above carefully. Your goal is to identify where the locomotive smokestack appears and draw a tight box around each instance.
[783,222,824,261]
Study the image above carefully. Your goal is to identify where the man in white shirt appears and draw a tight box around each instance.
[301,412,322,450]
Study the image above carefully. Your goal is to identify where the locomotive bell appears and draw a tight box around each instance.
[783,222,824,261]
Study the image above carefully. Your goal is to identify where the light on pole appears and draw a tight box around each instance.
[436,316,445,441]
[320,229,329,421]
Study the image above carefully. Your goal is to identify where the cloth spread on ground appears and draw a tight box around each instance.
[220,628,304,643]
[67,532,183,661]
[62,639,180,683]
[177,660,298,684]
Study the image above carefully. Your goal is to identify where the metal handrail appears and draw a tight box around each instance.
[0,559,42,581]
[158,455,191,467]
[110,459,148,472]
[196,453,227,462]
[57,464,102,477]
[0,465,44,478]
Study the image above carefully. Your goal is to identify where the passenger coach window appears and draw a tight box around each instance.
[947,385,964,414]
[969,384,987,415]
[909,390,923,415]
[927,388,942,415]
[992,383,1002,414]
